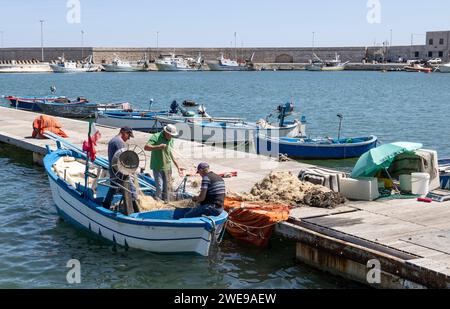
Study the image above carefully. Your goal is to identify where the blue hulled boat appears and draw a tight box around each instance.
[256,135,378,159]
[6,95,59,112]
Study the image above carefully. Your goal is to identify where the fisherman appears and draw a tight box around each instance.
[144,124,184,201]
[184,163,225,218]
[103,126,138,213]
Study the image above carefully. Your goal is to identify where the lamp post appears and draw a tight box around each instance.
[156,31,159,56]
[234,32,237,60]
[312,32,315,50]
[81,30,85,59]
[40,20,45,62]
[0,31,4,48]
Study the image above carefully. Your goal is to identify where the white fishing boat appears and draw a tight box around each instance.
[0,60,52,73]
[44,136,228,256]
[207,53,252,71]
[305,53,348,71]
[50,55,100,73]
[102,55,147,72]
[96,110,170,131]
[155,54,201,71]
[155,103,304,144]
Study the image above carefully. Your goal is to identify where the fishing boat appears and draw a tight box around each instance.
[96,110,171,131]
[43,138,227,256]
[36,99,131,118]
[404,63,433,73]
[155,103,303,144]
[102,55,147,72]
[5,95,65,112]
[256,135,378,159]
[305,53,349,72]
[206,53,252,71]
[155,54,201,71]
[0,60,52,73]
[50,55,100,73]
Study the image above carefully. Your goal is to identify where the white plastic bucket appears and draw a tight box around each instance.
[411,173,430,195]
[399,175,412,192]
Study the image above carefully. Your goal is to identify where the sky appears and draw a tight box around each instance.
[0,0,449,48]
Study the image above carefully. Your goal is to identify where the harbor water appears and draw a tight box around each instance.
[0,71,449,288]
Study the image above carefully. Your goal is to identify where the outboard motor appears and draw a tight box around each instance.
[277,102,294,127]
[197,105,211,118]
[169,100,180,114]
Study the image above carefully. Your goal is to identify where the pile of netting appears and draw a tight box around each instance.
[231,171,346,209]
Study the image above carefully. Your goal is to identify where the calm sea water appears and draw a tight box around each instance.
[0,71,448,288]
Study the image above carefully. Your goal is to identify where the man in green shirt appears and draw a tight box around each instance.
[145,124,183,201]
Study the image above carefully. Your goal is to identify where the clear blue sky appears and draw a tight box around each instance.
[0,0,449,48]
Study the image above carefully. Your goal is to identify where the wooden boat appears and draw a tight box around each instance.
[6,95,59,112]
[256,135,378,159]
[36,99,130,118]
[43,138,228,256]
[96,110,171,131]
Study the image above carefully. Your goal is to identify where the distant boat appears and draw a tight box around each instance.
[305,53,349,71]
[155,54,201,71]
[0,60,52,73]
[50,55,100,73]
[404,63,433,73]
[102,55,147,72]
[207,53,252,71]
[255,135,378,159]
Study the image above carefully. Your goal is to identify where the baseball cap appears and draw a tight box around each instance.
[197,162,210,172]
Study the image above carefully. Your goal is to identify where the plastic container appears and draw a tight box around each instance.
[411,173,430,195]
[399,175,412,192]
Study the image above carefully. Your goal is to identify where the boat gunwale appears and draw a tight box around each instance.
[259,135,378,148]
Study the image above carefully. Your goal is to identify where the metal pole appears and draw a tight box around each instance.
[156,31,159,56]
[234,32,237,60]
[390,29,393,47]
[312,32,315,49]
[0,31,3,48]
[40,20,44,62]
[81,30,84,59]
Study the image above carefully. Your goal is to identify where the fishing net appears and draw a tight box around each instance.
[231,171,346,209]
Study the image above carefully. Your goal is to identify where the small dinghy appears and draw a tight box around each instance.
[256,135,378,159]
[43,137,228,256]
[182,100,198,107]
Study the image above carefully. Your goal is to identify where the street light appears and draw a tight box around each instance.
[234,32,237,60]
[156,31,159,55]
[81,30,85,59]
[0,31,4,48]
[312,32,315,50]
[40,20,45,62]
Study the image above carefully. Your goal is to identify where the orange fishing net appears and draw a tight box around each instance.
[224,197,291,248]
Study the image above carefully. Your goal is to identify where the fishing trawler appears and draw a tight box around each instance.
[155,54,202,71]
[305,53,348,71]
[50,55,100,73]
[206,53,252,71]
[102,55,147,72]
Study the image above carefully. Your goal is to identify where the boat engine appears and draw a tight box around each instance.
[275,102,294,127]
[170,100,180,114]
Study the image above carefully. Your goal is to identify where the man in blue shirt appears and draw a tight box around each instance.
[103,127,135,212]
[184,163,226,218]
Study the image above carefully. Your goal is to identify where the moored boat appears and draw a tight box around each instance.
[36,99,131,118]
[50,55,100,73]
[438,63,450,73]
[96,110,171,131]
[255,135,378,159]
[102,55,147,72]
[6,95,60,112]
[404,63,433,73]
[155,54,201,71]
[43,141,228,256]
[206,53,252,71]
[305,53,349,72]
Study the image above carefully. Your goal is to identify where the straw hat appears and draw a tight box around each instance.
[163,124,179,137]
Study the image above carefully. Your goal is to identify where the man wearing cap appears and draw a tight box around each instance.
[103,127,136,212]
[144,124,183,201]
[184,163,226,218]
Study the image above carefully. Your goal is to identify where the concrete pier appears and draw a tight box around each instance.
[1,106,450,288]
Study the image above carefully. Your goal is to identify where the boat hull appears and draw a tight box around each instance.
[438,65,450,73]
[50,64,98,73]
[256,135,378,159]
[7,96,59,111]
[37,102,99,118]
[44,149,227,256]
[96,111,168,131]
[206,61,251,71]
[155,63,198,71]
[156,117,300,144]
[102,64,146,72]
